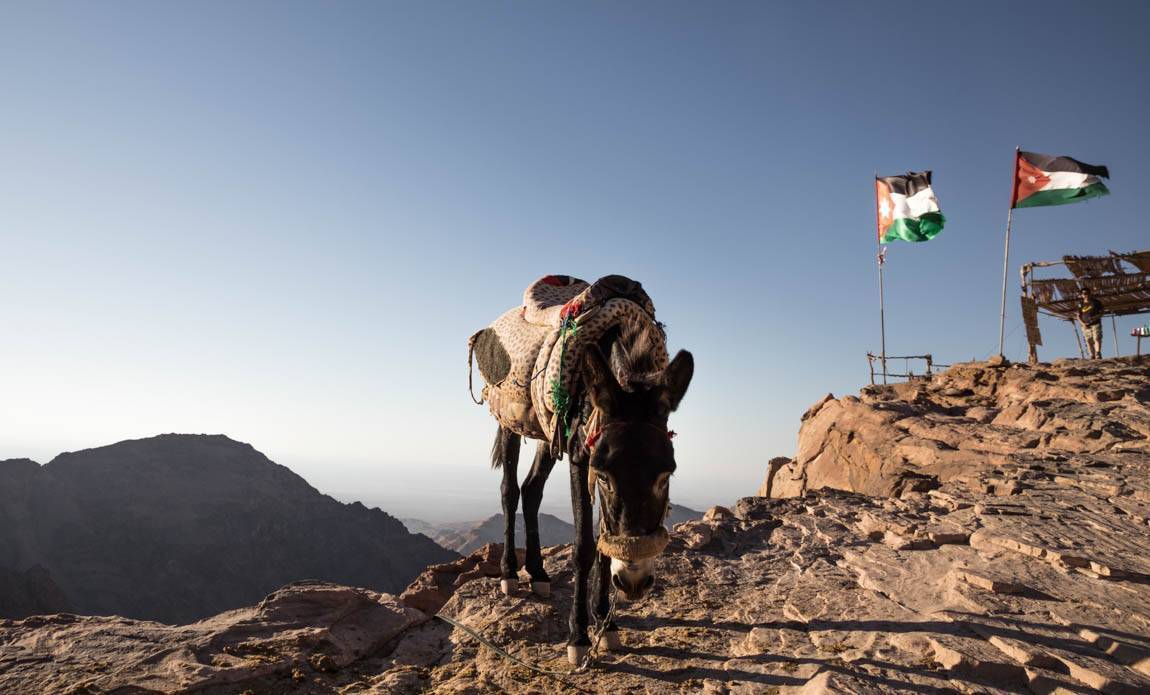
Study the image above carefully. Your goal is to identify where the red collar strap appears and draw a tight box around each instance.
[585,423,677,452]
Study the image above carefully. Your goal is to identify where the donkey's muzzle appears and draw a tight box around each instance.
[611,561,656,601]
[598,527,669,602]
[596,526,669,561]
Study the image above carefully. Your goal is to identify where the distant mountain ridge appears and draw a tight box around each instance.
[0,434,457,623]
[666,502,705,526]
[0,565,71,618]
[429,513,575,554]
[406,503,705,555]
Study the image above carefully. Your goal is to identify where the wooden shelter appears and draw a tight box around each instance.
[1020,250,1150,362]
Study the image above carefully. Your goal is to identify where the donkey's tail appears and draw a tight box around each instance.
[490,426,521,470]
[490,426,504,469]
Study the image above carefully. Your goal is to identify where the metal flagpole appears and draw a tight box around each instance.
[875,174,888,384]
[998,147,1021,357]
[879,246,887,384]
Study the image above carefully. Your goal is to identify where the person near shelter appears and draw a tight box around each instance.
[1078,287,1104,359]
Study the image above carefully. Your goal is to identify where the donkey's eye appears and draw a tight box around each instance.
[596,471,613,491]
[655,472,671,493]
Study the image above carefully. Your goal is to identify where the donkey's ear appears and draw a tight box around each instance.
[609,341,633,391]
[662,350,694,412]
[582,345,622,414]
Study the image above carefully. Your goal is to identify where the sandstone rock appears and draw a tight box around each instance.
[399,543,512,614]
[766,357,1150,500]
[5,358,1149,693]
[676,520,715,550]
[953,569,1026,595]
[757,455,799,497]
[703,505,734,522]
[8,460,1150,693]
[0,581,425,694]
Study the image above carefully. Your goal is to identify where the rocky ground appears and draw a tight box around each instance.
[2,357,1148,694]
[761,356,1150,500]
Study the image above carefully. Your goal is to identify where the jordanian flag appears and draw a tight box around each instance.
[1012,151,1110,209]
[875,171,945,243]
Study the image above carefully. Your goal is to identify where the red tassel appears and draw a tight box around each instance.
[559,299,583,320]
[586,428,602,451]
[668,430,677,440]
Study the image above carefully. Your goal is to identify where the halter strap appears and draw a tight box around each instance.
[584,421,676,452]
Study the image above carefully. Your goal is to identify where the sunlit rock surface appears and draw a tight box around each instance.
[0,582,425,694]
[761,356,1150,499]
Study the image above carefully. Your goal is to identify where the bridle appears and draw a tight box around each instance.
[584,420,676,454]
[583,420,676,562]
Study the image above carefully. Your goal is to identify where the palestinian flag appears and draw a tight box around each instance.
[1012,151,1110,209]
[875,171,945,243]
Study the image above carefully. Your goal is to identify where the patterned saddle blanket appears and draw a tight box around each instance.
[469,274,667,454]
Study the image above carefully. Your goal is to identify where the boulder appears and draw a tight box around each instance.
[0,582,425,694]
[766,356,1150,499]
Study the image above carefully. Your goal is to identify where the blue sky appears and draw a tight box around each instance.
[2,2,1148,521]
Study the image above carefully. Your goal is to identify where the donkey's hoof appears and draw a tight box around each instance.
[531,581,550,598]
[500,579,517,596]
[567,644,590,665]
[602,630,622,651]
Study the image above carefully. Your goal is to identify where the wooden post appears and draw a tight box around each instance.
[1072,322,1085,359]
[1021,263,1039,364]
[1111,315,1120,357]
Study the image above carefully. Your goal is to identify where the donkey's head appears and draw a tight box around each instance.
[581,340,693,601]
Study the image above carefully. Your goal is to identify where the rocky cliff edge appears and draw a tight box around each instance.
[3,357,1150,694]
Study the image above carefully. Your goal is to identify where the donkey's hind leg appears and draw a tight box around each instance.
[493,426,522,595]
[521,442,557,596]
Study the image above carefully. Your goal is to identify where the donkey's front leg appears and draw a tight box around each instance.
[494,427,521,595]
[593,550,621,650]
[566,457,595,664]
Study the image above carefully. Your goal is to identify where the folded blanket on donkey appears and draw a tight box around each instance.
[469,274,668,456]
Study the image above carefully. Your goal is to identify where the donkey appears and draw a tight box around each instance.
[482,290,694,664]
